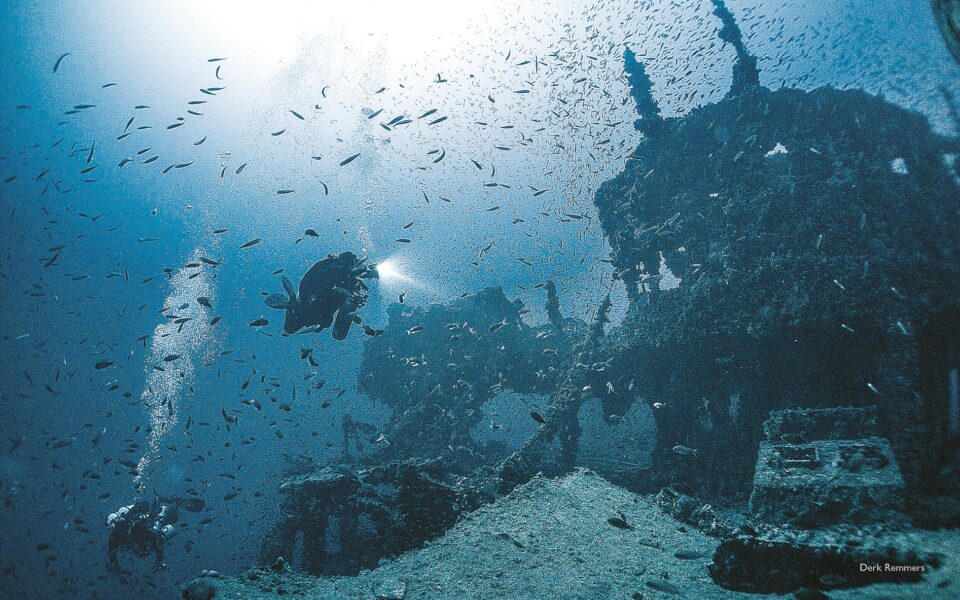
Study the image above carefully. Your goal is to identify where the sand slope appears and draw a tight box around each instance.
[190,469,956,599]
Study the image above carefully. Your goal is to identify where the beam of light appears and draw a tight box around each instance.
[375,259,406,283]
[373,256,442,298]
[134,249,220,492]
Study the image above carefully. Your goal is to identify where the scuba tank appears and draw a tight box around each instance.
[159,524,177,541]
[332,299,358,340]
[331,254,373,340]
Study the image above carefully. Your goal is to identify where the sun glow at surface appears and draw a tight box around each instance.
[181,0,506,75]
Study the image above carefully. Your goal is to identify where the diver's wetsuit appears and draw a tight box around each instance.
[276,252,377,338]
[107,501,178,567]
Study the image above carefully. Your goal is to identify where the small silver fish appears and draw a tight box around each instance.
[646,579,681,595]
[672,445,698,456]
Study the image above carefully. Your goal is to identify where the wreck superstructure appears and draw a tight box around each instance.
[592,5,960,501]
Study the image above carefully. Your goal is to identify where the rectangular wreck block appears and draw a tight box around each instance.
[749,437,904,526]
[762,406,879,442]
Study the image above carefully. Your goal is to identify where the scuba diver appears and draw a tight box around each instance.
[105,494,202,568]
[265,251,379,339]
[106,499,178,568]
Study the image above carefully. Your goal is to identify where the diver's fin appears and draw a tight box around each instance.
[265,293,291,309]
[281,275,297,302]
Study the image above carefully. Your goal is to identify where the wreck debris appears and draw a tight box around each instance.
[592,1,960,498]
[750,407,906,527]
[358,286,582,465]
[260,460,475,576]
[622,47,663,136]
[710,531,939,594]
[544,280,564,330]
[710,0,760,96]
[499,292,612,491]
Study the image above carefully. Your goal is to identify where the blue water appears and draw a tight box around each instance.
[0,1,956,597]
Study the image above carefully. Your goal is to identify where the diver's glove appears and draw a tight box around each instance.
[355,262,379,280]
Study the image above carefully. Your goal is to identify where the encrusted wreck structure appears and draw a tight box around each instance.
[707,406,934,595]
[357,285,583,466]
[750,406,906,527]
[259,460,481,575]
[505,0,960,503]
